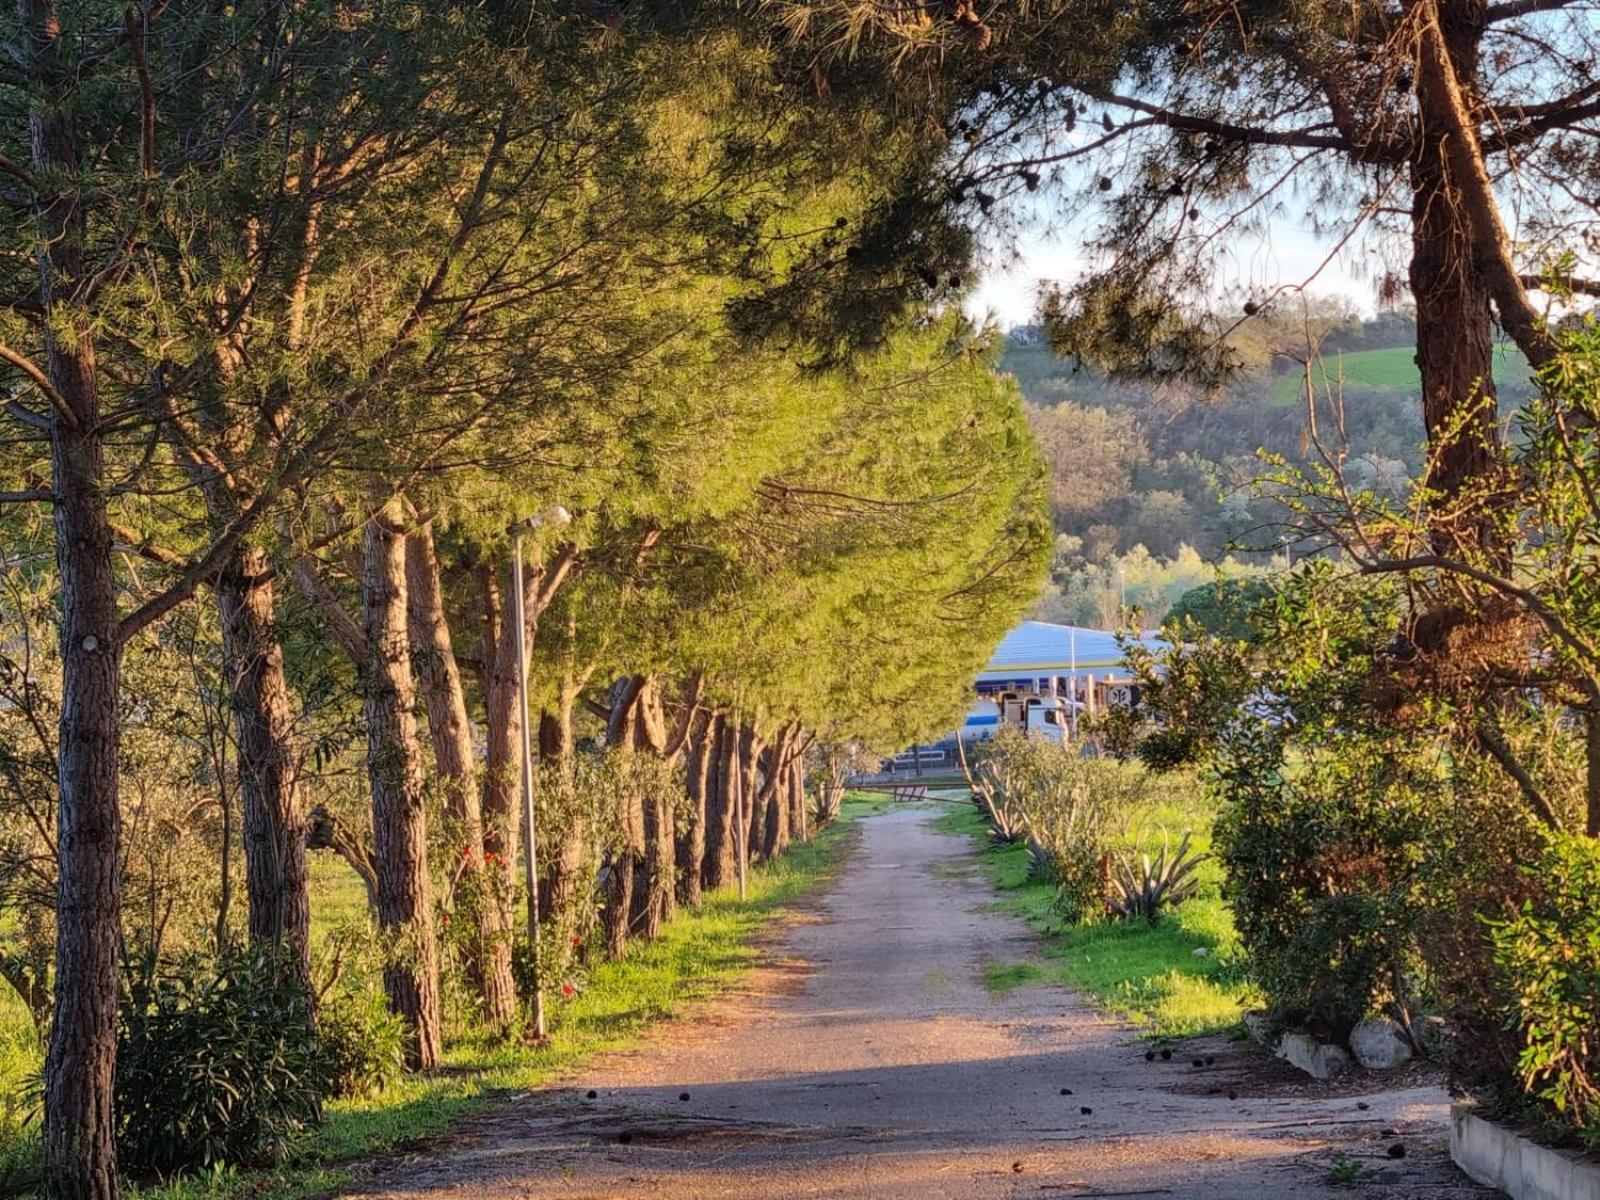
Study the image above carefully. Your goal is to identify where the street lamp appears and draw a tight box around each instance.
[511,504,572,1040]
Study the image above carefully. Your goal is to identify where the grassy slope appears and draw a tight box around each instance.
[1,796,885,1200]
[1267,343,1530,406]
[938,783,1257,1040]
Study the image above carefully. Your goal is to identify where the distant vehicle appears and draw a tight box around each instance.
[961,692,1081,745]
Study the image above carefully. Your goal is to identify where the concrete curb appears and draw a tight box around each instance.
[1450,1105,1600,1200]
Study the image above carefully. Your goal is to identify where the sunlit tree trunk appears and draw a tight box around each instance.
[739,724,763,870]
[702,714,737,891]
[406,523,515,1030]
[539,684,589,966]
[362,501,441,1070]
[1409,2,1503,556]
[677,711,713,907]
[760,724,795,861]
[603,676,646,956]
[788,744,809,843]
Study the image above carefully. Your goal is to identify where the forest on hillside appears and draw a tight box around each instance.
[1010,308,1537,627]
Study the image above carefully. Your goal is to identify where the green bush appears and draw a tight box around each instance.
[316,986,406,1100]
[1490,834,1600,1150]
[1008,749,1142,925]
[116,951,324,1175]
[1213,738,1434,1042]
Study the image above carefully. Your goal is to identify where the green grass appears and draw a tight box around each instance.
[0,804,868,1200]
[939,784,1258,1040]
[1267,342,1531,406]
[982,961,1047,994]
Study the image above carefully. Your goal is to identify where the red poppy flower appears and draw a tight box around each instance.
[571,934,582,947]
[561,983,575,997]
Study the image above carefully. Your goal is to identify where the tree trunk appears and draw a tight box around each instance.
[406,523,515,1030]
[539,683,589,966]
[630,677,677,939]
[739,725,763,873]
[30,0,123,1188]
[1409,3,1503,554]
[788,743,809,844]
[602,677,646,956]
[677,711,712,907]
[702,715,737,891]
[363,502,441,1071]
[477,549,574,950]
[478,565,519,904]
[760,725,795,862]
[216,550,311,985]
[45,382,123,1200]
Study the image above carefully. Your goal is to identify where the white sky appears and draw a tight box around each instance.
[965,214,1383,330]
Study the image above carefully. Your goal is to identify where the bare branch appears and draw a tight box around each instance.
[0,343,79,428]
[1472,715,1563,829]
[291,557,369,663]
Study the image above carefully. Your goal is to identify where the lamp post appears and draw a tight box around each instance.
[732,722,748,902]
[511,504,572,1040]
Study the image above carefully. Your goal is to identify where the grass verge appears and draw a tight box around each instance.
[119,801,871,1200]
[939,803,1257,1040]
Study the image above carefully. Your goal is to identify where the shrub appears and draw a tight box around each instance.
[116,951,323,1175]
[1213,737,1435,1043]
[1017,747,1137,921]
[316,986,405,1100]
[1490,834,1600,1150]
[960,728,1033,845]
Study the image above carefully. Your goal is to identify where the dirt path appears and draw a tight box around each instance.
[355,807,1498,1199]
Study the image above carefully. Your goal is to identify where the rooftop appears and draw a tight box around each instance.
[977,620,1165,676]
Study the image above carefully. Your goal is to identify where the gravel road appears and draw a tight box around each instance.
[353,806,1499,1199]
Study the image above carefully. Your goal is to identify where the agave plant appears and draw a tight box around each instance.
[1107,830,1206,925]
[956,733,1031,845]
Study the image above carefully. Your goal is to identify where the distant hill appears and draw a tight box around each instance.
[1266,343,1532,406]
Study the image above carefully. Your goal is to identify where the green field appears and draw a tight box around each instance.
[1267,342,1532,406]
[938,776,1258,1040]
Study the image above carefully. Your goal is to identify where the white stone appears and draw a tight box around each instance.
[1276,1030,1353,1080]
[1349,1017,1414,1071]
[1451,1105,1600,1200]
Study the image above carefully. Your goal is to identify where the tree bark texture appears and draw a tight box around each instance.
[217,551,311,984]
[30,0,123,1188]
[676,711,713,907]
[787,743,809,844]
[738,725,763,871]
[362,503,442,1070]
[538,687,589,968]
[602,677,646,956]
[406,523,515,1029]
[759,724,795,862]
[701,714,737,891]
[1408,0,1503,553]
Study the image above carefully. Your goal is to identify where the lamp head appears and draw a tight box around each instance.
[525,505,572,530]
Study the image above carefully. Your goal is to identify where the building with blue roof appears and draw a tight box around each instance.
[885,620,1167,773]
